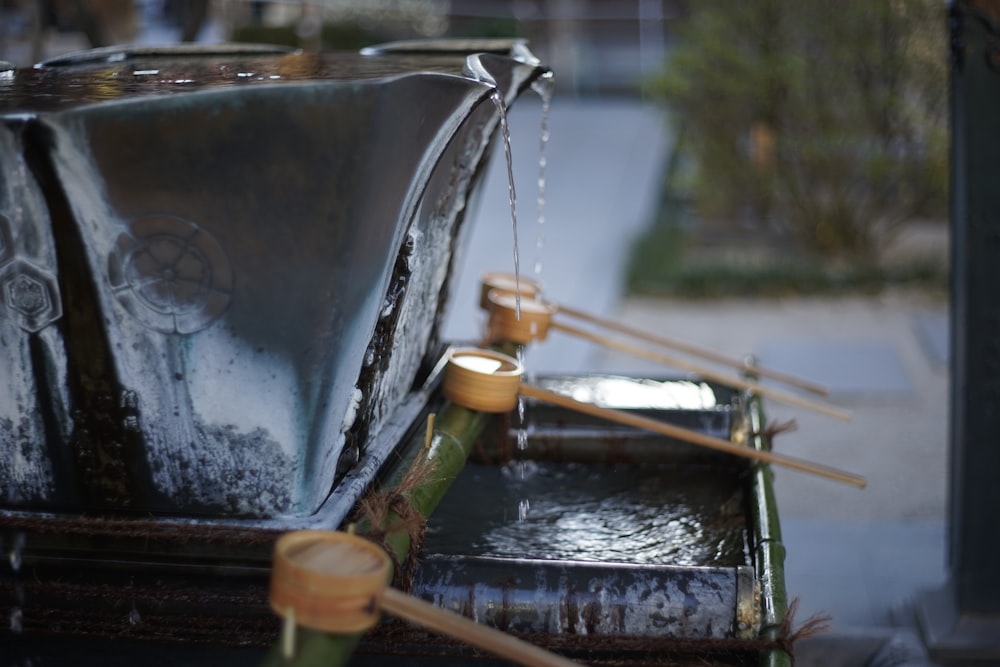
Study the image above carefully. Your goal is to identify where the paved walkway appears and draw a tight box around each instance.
[444,97,950,662]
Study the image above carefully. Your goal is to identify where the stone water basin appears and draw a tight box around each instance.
[354,374,791,667]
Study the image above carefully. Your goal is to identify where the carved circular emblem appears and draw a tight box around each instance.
[109,216,233,334]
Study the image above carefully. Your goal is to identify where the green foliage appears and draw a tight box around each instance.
[627,252,947,299]
[648,0,948,260]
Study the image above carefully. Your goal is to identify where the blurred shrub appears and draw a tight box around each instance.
[650,0,947,261]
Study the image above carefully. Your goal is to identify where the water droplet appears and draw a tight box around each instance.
[518,498,530,522]
[532,74,553,285]
[128,607,141,625]
[9,532,25,572]
[9,607,22,633]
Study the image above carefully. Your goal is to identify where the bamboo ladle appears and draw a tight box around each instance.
[485,290,852,422]
[270,530,581,667]
[478,271,829,397]
[442,348,866,488]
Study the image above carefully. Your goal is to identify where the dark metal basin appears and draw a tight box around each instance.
[0,41,547,518]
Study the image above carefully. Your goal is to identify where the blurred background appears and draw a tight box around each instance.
[0,0,949,297]
[0,1,682,96]
[0,1,954,663]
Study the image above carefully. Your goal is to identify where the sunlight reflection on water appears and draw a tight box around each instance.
[425,461,748,567]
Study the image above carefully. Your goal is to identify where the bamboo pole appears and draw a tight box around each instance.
[548,320,852,422]
[518,383,866,488]
[360,406,490,561]
[744,392,794,667]
[261,405,491,667]
[555,302,829,396]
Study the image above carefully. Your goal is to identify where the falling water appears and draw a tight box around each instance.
[518,497,531,522]
[520,79,555,519]
[8,533,25,632]
[489,73,555,523]
[8,532,24,572]
[502,72,556,521]
[10,579,24,633]
[530,72,555,280]
[515,343,530,521]
[128,605,142,625]
[490,89,522,320]
[490,87,533,518]
[9,607,23,634]
[516,380,528,453]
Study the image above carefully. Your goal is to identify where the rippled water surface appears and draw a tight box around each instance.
[425,461,749,567]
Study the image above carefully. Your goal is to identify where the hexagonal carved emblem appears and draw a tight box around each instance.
[0,259,62,332]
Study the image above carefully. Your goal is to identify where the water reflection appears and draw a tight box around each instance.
[0,50,477,113]
[541,375,722,411]
[426,460,748,567]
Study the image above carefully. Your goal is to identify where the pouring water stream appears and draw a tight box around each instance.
[486,74,554,521]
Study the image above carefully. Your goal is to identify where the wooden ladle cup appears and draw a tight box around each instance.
[478,271,542,311]
[269,530,581,667]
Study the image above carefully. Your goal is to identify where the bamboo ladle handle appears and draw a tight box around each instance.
[380,588,580,667]
[483,292,851,422]
[517,383,866,488]
[270,531,582,667]
[441,349,865,488]
[554,303,830,396]
[477,272,829,396]
[550,319,853,422]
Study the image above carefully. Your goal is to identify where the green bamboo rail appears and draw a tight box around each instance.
[746,389,794,667]
[260,402,490,667]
